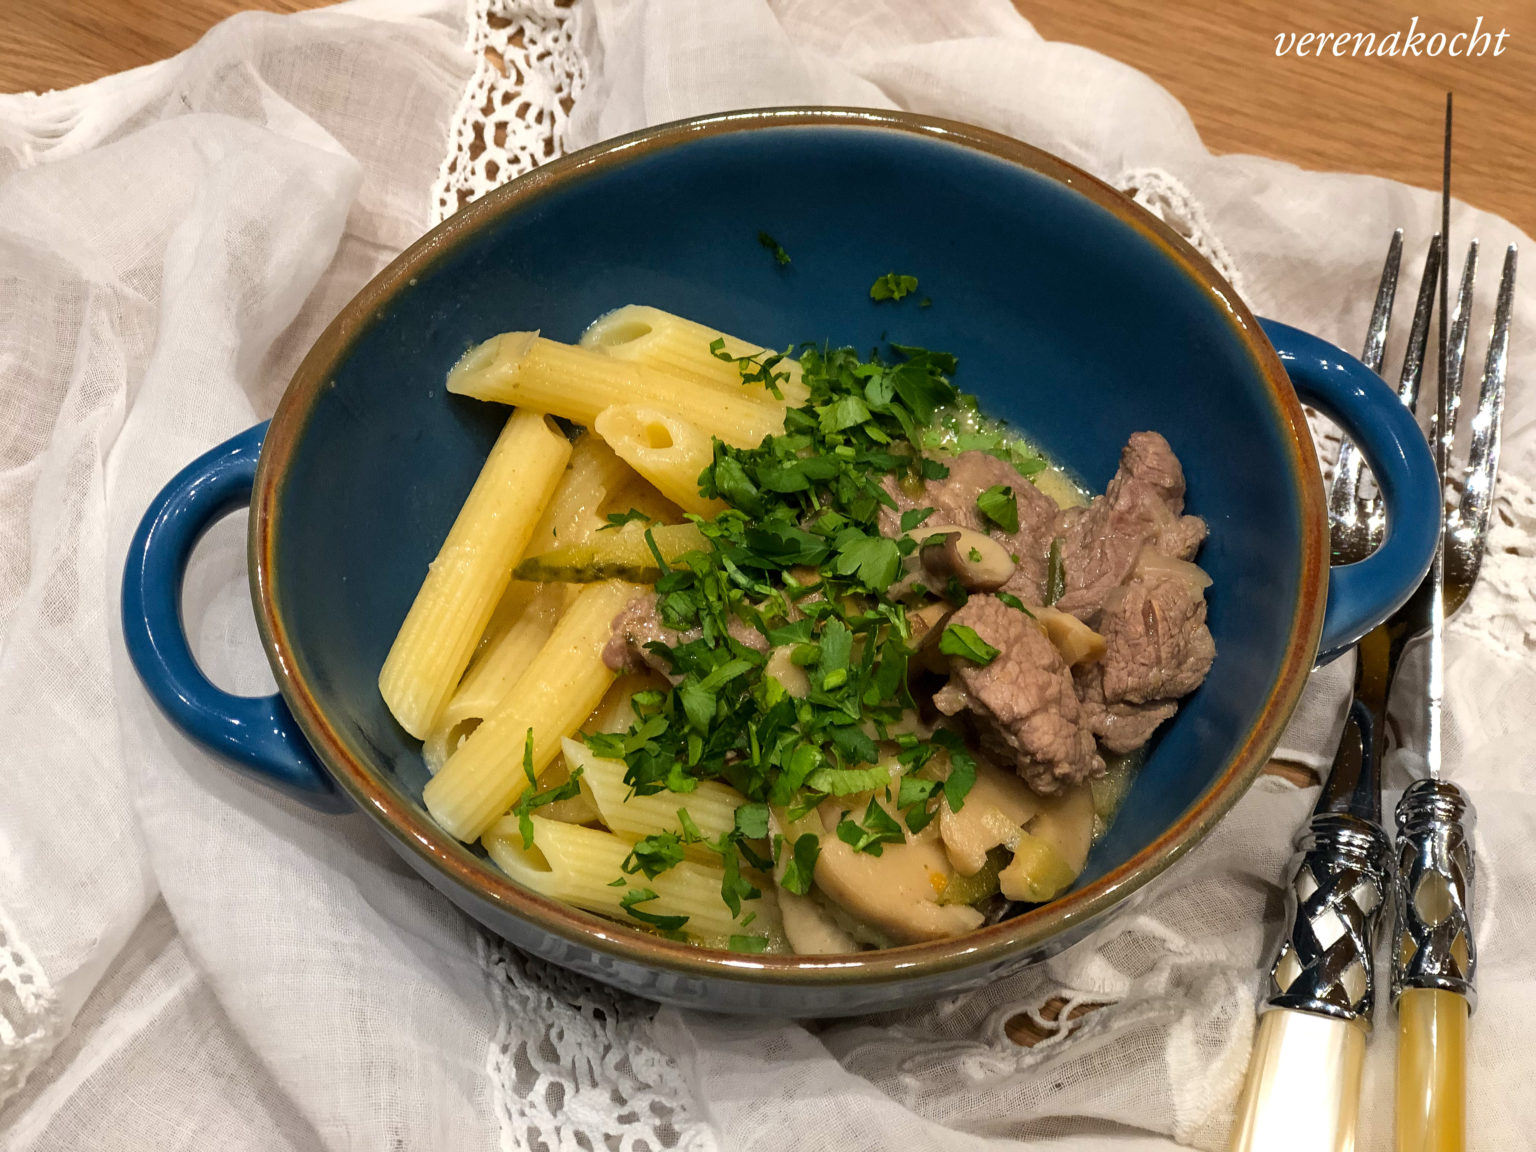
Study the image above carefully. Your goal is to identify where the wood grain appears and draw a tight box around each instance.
[1018,0,1535,235]
[2,0,1530,237]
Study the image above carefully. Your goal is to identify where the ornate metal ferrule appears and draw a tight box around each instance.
[1265,812,1394,1024]
[1391,778,1477,1008]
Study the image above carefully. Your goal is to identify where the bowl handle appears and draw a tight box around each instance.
[1258,319,1440,662]
[121,422,349,813]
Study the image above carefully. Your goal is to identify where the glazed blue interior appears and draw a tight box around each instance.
[273,125,1301,888]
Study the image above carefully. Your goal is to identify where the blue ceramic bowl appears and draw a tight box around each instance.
[123,109,1437,1015]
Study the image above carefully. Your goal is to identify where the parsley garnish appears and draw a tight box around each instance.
[976,484,1019,534]
[870,273,919,302]
[938,624,1000,666]
[577,332,1050,934]
[835,797,906,856]
[996,590,1036,618]
[779,833,821,896]
[601,508,651,530]
[619,888,689,932]
[728,934,769,953]
[511,757,586,849]
[935,729,978,812]
[622,832,687,879]
[758,231,791,266]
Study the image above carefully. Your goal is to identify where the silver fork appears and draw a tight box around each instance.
[1386,233,1516,1151]
[1228,232,1516,1152]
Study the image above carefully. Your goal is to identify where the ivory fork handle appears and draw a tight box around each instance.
[1229,1009,1367,1152]
[1391,779,1477,1152]
[1395,988,1467,1152]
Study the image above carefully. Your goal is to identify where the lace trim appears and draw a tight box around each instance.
[1113,166,1247,300]
[0,900,64,1108]
[479,936,714,1152]
[431,0,588,224]
[1450,471,1536,658]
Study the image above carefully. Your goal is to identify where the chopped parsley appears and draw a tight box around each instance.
[938,624,1000,666]
[870,273,919,302]
[601,508,651,530]
[511,731,585,847]
[976,484,1019,534]
[564,334,1043,935]
[619,888,689,933]
[835,797,906,856]
[779,832,821,895]
[758,231,791,266]
[996,590,1036,618]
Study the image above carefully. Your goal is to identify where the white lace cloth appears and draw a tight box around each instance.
[1,1,1532,1149]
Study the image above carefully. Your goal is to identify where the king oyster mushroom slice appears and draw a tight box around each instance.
[808,799,983,943]
[937,756,1045,876]
[776,888,861,954]
[919,525,1016,592]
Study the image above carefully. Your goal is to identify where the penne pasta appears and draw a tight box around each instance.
[579,305,810,407]
[378,409,571,739]
[514,520,707,583]
[526,430,638,556]
[592,404,726,517]
[446,332,784,449]
[484,814,779,943]
[423,579,640,842]
[422,581,567,774]
[604,474,685,526]
[563,739,750,865]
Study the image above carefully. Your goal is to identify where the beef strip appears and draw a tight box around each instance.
[603,592,767,678]
[1097,567,1215,705]
[931,594,1102,794]
[879,450,1058,597]
[1050,432,1208,622]
[1074,663,1177,754]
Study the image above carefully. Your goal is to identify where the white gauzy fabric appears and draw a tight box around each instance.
[1,1,1533,1150]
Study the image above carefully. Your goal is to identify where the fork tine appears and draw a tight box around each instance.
[1363,236,1442,546]
[1395,234,1444,414]
[1361,229,1405,374]
[1435,241,1481,461]
[1452,244,1518,576]
[1329,231,1403,527]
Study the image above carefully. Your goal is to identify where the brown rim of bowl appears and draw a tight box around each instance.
[251,106,1326,985]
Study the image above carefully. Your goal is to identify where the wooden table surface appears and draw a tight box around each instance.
[1,1,1531,235]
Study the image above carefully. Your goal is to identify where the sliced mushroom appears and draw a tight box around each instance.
[997,783,1094,904]
[938,756,1044,876]
[777,888,860,954]
[919,526,1016,591]
[809,801,983,943]
[907,600,954,649]
[1036,607,1106,666]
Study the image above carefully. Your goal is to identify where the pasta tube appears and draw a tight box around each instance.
[485,815,779,942]
[526,430,637,556]
[379,410,571,738]
[423,579,640,842]
[579,305,809,407]
[514,521,707,584]
[592,405,726,517]
[563,739,748,864]
[422,581,566,774]
[447,332,784,449]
